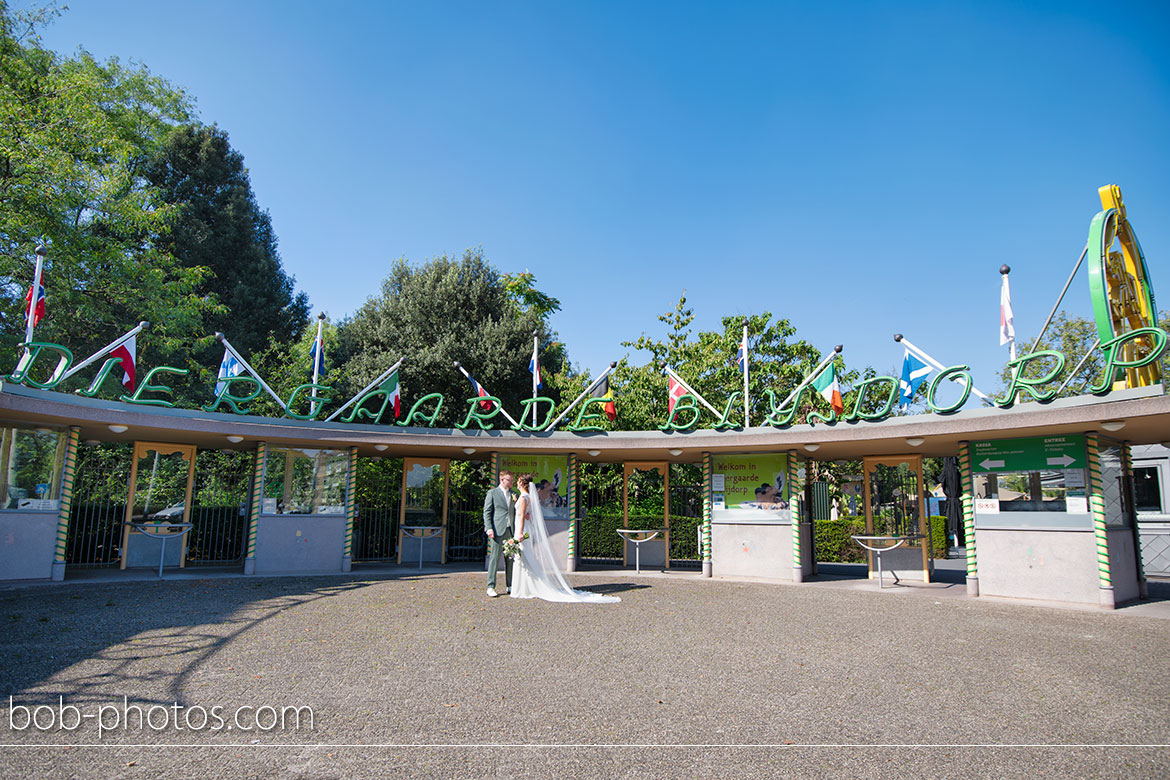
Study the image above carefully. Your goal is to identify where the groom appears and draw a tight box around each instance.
[483,469,515,598]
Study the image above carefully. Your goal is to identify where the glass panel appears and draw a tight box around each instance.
[868,462,921,544]
[1099,445,1130,529]
[0,428,64,510]
[628,466,665,529]
[403,461,445,526]
[132,448,190,523]
[973,470,1079,512]
[1134,466,1163,513]
[263,448,348,514]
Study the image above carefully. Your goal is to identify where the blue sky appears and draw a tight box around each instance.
[30,0,1170,398]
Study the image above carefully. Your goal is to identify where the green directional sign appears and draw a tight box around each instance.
[971,434,1086,473]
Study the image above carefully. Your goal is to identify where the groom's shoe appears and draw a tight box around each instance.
[486,587,499,598]
[499,587,509,595]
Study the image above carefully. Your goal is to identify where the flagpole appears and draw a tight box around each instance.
[324,359,404,422]
[545,363,617,431]
[1025,244,1088,355]
[61,321,150,381]
[311,313,325,406]
[24,244,45,347]
[1001,265,1016,362]
[532,330,539,428]
[452,361,521,428]
[1055,338,1102,396]
[742,318,750,428]
[893,334,990,401]
[662,364,721,418]
[217,333,286,408]
[775,345,843,412]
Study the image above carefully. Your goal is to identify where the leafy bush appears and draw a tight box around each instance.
[814,515,949,562]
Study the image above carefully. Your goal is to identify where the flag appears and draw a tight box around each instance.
[381,370,401,418]
[736,333,747,373]
[529,343,543,391]
[468,376,494,411]
[215,349,244,396]
[592,375,616,421]
[811,362,844,414]
[310,332,325,377]
[898,349,931,408]
[24,277,45,327]
[110,335,137,392]
[667,375,687,415]
[999,273,1015,346]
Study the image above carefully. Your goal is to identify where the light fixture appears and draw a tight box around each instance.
[1100,420,1126,432]
[462,447,476,455]
[107,424,128,434]
[587,450,600,457]
[373,444,388,452]
[83,439,99,447]
[668,449,683,457]
[905,437,925,447]
[226,435,244,443]
[804,443,820,452]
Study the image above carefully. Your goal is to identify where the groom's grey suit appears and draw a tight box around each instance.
[483,485,514,591]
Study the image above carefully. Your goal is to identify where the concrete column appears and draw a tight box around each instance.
[50,426,81,582]
[789,450,803,583]
[958,440,979,597]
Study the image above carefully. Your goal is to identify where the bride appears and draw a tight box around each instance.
[510,474,619,604]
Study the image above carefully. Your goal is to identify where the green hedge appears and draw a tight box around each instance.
[814,515,949,563]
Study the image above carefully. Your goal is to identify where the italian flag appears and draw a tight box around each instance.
[811,362,844,414]
[381,370,401,418]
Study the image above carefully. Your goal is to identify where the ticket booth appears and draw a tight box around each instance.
[252,446,350,574]
[969,434,1142,607]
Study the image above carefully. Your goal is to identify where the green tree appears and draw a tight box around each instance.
[143,123,310,373]
[333,250,566,427]
[0,2,209,383]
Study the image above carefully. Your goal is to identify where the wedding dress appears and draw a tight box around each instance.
[510,485,619,603]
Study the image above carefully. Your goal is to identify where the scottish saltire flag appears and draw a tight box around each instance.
[999,273,1015,346]
[736,341,746,372]
[309,333,325,376]
[529,343,543,391]
[24,278,45,327]
[110,335,137,392]
[468,375,494,410]
[898,349,931,407]
[667,375,686,415]
[215,349,244,395]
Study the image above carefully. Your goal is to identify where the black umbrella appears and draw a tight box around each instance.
[941,456,963,547]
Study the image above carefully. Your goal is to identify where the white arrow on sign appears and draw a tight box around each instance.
[1047,454,1076,467]
[980,458,1005,469]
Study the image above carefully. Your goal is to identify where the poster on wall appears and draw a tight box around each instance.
[498,454,571,520]
[711,453,789,522]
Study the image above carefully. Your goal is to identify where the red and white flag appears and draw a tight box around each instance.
[667,375,687,415]
[999,273,1015,347]
[110,335,137,392]
[24,278,46,328]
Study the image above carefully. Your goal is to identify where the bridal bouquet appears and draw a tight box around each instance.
[502,533,530,559]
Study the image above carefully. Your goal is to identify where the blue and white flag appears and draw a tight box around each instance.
[215,349,244,396]
[529,343,543,391]
[899,349,931,407]
[310,333,325,377]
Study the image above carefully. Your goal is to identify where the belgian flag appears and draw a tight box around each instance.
[592,376,616,421]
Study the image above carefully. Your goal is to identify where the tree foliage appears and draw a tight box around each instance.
[0,1,210,374]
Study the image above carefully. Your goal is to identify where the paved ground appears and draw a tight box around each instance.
[1,565,1168,779]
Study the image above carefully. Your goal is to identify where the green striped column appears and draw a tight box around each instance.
[244,441,266,575]
[701,452,712,577]
[50,426,81,581]
[342,446,357,572]
[490,451,499,484]
[1121,442,1148,597]
[789,451,803,583]
[958,441,978,596]
[1086,433,1114,607]
[567,453,578,572]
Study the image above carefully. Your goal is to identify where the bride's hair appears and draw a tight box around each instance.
[517,474,533,492]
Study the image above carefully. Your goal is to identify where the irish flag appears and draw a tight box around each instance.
[381,370,401,418]
[812,362,844,414]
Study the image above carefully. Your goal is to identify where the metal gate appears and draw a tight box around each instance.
[669,463,703,567]
[352,457,402,562]
[186,449,253,566]
[447,460,491,562]
[578,462,623,563]
[66,443,132,568]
